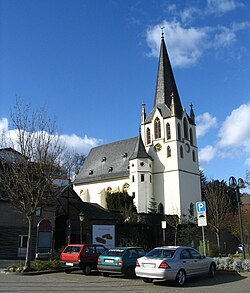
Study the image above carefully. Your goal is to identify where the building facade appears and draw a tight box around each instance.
[74,34,201,217]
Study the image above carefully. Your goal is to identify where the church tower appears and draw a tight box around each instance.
[141,32,201,217]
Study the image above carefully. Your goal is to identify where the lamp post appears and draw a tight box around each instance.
[229,176,245,259]
[79,212,85,244]
[161,220,166,245]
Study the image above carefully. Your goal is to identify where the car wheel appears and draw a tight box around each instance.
[142,278,153,283]
[208,263,216,277]
[102,272,109,277]
[83,264,92,275]
[65,268,71,274]
[125,266,136,279]
[175,269,186,286]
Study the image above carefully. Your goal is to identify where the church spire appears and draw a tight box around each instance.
[154,30,182,118]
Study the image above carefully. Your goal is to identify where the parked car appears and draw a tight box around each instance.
[97,247,145,278]
[236,244,244,254]
[135,246,216,286]
[60,244,106,275]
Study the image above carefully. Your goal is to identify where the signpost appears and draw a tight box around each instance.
[196,201,207,256]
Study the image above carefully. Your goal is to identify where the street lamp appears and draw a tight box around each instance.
[229,176,245,259]
[79,212,85,244]
[161,220,166,245]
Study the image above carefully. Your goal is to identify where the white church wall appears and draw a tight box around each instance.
[179,171,201,217]
[74,176,131,209]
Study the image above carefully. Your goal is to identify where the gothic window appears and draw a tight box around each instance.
[183,118,188,140]
[190,128,193,145]
[167,146,171,158]
[122,183,130,192]
[177,123,181,140]
[180,146,183,158]
[146,128,151,144]
[154,117,161,139]
[192,150,196,162]
[166,123,171,140]
[158,203,164,214]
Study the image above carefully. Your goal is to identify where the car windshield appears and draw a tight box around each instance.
[101,249,125,257]
[145,248,176,258]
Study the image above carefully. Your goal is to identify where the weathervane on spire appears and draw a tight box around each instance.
[161,26,165,39]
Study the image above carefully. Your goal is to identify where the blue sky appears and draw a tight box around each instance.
[1,0,250,184]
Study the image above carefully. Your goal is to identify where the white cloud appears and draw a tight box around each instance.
[59,134,101,154]
[206,0,244,15]
[0,117,101,155]
[196,112,217,138]
[0,118,8,132]
[245,158,250,167]
[218,103,250,148]
[198,145,217,164]
[146,21,208,67]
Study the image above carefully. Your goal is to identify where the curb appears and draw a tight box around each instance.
[21,268,64,275]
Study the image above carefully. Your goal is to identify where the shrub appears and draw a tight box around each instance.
[214,257,250,272]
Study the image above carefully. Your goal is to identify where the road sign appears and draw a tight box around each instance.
[196,201,206,213]
[197,213,207,226]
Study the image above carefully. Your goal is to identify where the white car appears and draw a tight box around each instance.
[135,246,216,286]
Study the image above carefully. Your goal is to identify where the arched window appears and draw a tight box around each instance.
[158,203,164,214]
[192,150,196,162]
[122,183,130,192]
[180,146,183,158]
[154,117,161,139]
[190,128,193,145]
[132,175,135,182]
[183,118,188,140]
[166,123,171,140]
[167,146,171,158]
[177,123,181,140]
[146,128,151,144]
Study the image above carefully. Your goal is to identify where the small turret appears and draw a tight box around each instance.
[190,103,195,124]
[141,103,146,124]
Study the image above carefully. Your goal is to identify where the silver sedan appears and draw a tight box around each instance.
[135,246,216,286]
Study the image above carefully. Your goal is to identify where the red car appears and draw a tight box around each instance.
[60,244,106,275]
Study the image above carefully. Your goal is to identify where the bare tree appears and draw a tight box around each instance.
[202,180,234,255]
[60,151,85,181]
[0,99,64,270]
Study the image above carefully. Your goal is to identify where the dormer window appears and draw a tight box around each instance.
[102,157,106,162]
[108,167,113,173]
[89,170,93,175]
[123,153,127,158]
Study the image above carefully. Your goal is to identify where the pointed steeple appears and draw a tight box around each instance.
[154,31,182,118]
[130,132,150,160]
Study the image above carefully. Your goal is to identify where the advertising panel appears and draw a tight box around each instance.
[92,225,115,248]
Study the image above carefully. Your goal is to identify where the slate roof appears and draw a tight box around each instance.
[0,148,27,163]
[74,136,150,184]
[145,103,171,124]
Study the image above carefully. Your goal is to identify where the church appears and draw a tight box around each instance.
[73,33,201,217]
